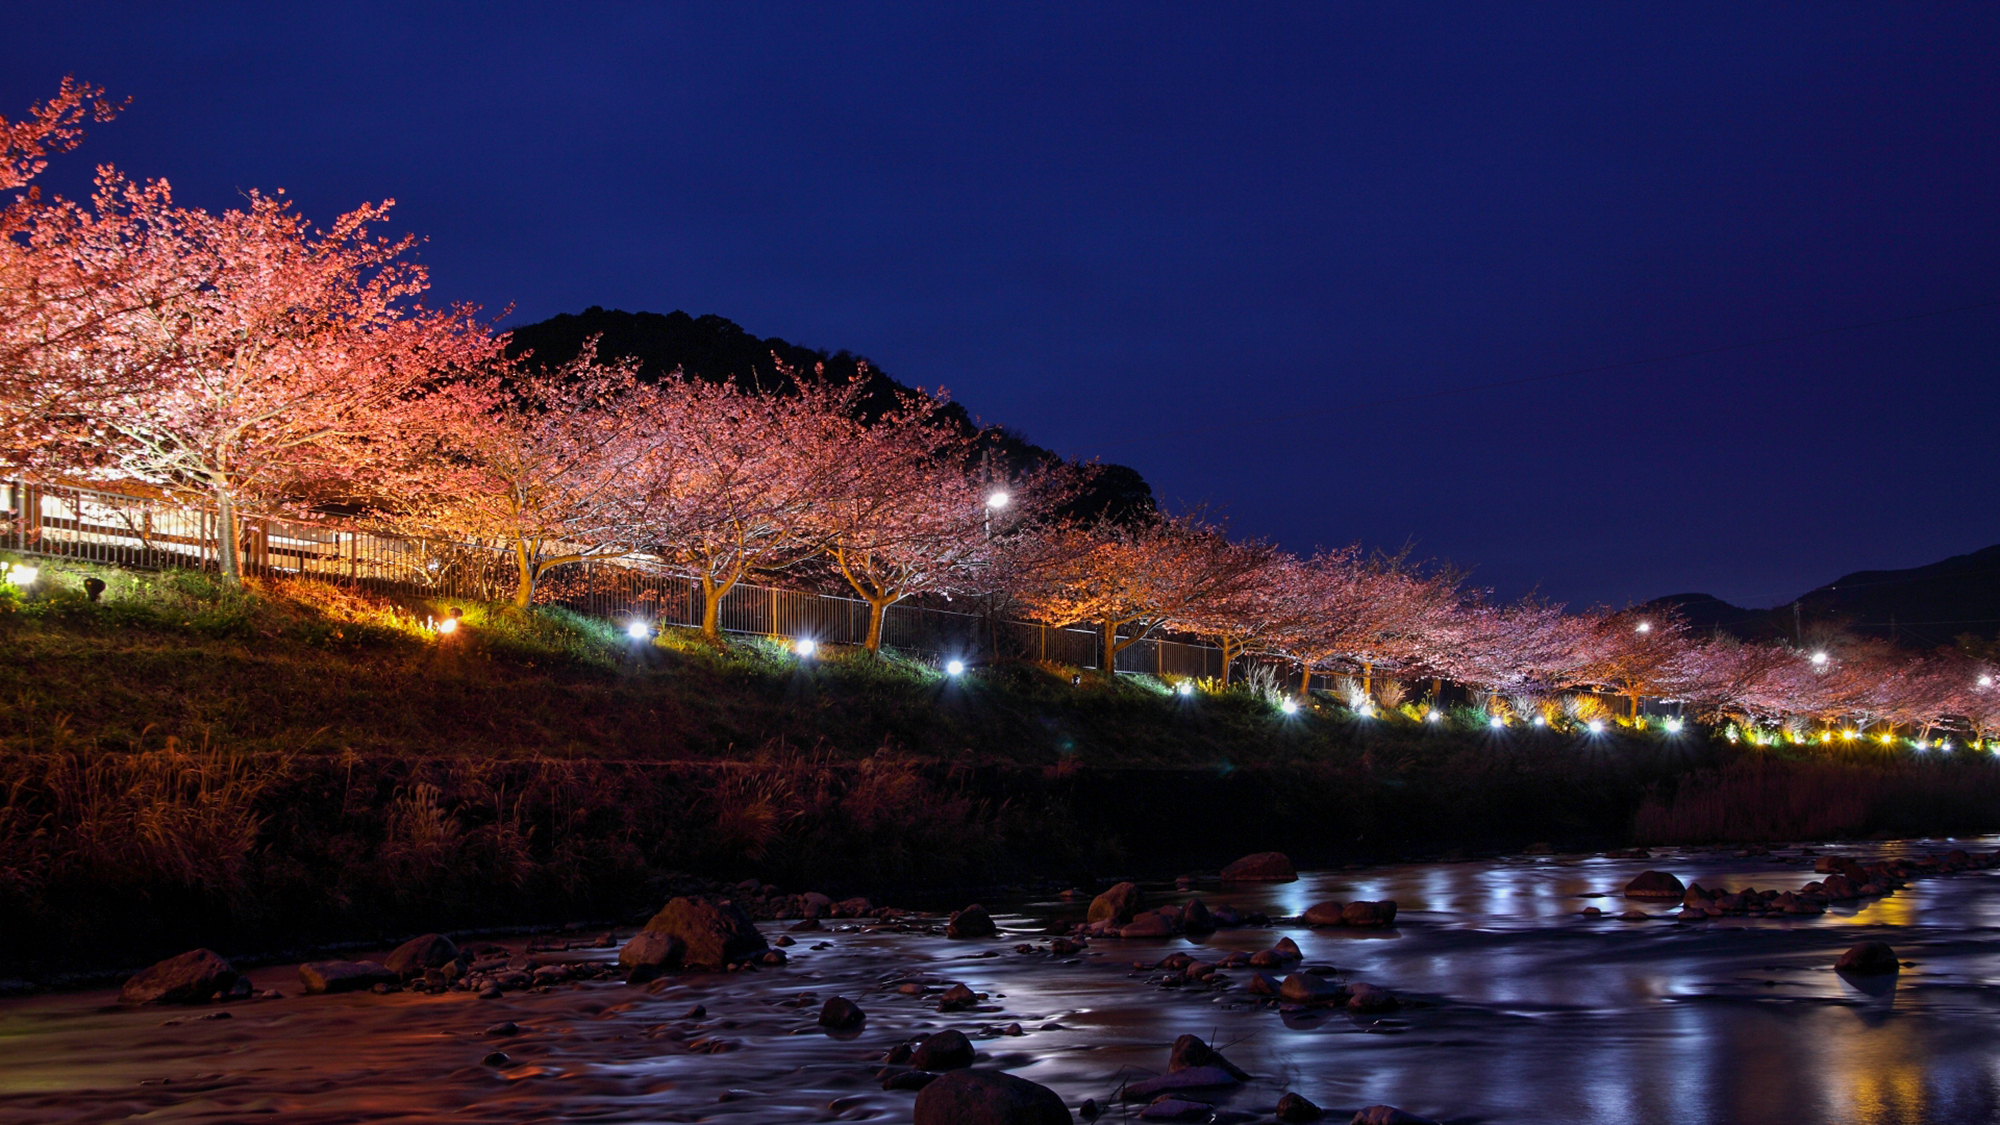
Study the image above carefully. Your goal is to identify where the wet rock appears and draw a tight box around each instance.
[298,960,397,994]
[119,949,238,1005]
[914,1068,1072,1125]
[1346,982,1399,1013]
[1279,973,1347,1005]
[1276,1091,1324,1122]
[384,933,457,979]
[1272,937,1303,960]
[1836,941,1900,975]
[1122,1066,1242,1100]
[836,896,874,918]
[1180,899,1215,934]
[759,949,788,966]
[910,1028,977,1071]
[1342,901,1398,927]
[938,983,979,1011]
[1139,1096,1214,1120]
[1220,851,1298,883]
[819,996,866,1029]
[949,904,999,939]
[481,1051,511,1067]
[1120,912,1177,939]
[1624,871,1686,901]
[1080,1097,1099,1120]
[885,1070,940,1090]
[1168,1033,1251,1080]
[617,931,685,980]
[682,1003,706,1019]
[788,916,823,933]
[642,896,768,970]
[1302,901,1348,927]
[484,1021,519,1036]
[800,891,834,918]
[1050,938,1084,956]
[1089,882,1145,925]
[1351,1106,1438,1125]
[1247,972,1283,996]
[1821,874,1857,900]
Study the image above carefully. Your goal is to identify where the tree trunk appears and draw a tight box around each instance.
[1300,662,1312,696]
[1219,638,1238,685]
[1629,691,1640,720]
[512,542,537,608]
[1101,620,1117,674]
[214,486,241,586]
[701,576,725,641]
[864,598,889,654]
[1362,662,1373,698]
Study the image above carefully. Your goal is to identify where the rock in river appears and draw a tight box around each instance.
[642,896,768,970]
[819,996,866,1029]
[1624,871,1686,901]
[1088,882,1145,925]
[914,1068,1072,1125]
[910,1029,977,1071]
[1342,901,1398,927]
[1302,901,1348,926]
[1168,1033,1251,1080]
[617,930,685,976]
[1276,1091,1324,1122]
[949,904,999,939]
[1836,941,1900,975]
[299,960,397,994]
[1220,851,1298,882]
[1119,912,1177,938]
[120,949,239,1005]
[1280,973,1347,1005]
[384,933,458,979]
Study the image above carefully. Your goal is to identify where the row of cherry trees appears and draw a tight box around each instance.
[3,82,1993,738]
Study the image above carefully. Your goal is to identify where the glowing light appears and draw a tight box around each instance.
[1819,731,1832,743]
[1879,733,1894,745]
[436,617,459,635]
[1810,651,1829,666]
[1489,715,1505,730]
[1357,703,1375,718]
[794,638,817,658]
[1941,740,1955,752]
[985,490,1010,510]
[1913,739,1928,751]
[1175,681,1194,697]
[5,564,36,586]
[1426,709,1442,723]
[1587,719,1605,734]
[1981,675,1994,688]
[945,659,965,676]
[1532,715,1547,727]
[1280,699,1299,715]
[625,621,649,640]
[1664,718,1684,734]
[1634,621,1652,634]
[1841,729,1856,740]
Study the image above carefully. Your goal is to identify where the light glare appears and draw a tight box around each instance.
[625,621,649,640]
[436,617,458,635]
[1489,715,1505,729]
[1810,651,1829,666]
[985,490,1010,510]
[1280,699,1299,715]
[1664,718,1683,734]
[794,637,816,658]
[945,659,965,676]
[1587,719,1605,734]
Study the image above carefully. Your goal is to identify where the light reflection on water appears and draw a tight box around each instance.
[0,839,1995,1124]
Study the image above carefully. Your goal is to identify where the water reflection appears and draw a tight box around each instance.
[0,838,1995,1123]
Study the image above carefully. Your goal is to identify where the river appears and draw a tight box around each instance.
[1,840,1995,1124]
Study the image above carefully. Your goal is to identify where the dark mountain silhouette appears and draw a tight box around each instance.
[503,307,1155,524]
[1646,543,2000,648]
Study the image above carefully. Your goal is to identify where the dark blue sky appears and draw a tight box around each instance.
[13,4,1998,609]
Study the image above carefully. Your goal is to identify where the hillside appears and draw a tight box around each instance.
[1647,542,2000,647]
[503,307,1157,524]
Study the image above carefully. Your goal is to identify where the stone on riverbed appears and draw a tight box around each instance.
[1169,1034,1252,1080]
[1836,941,1900,975]
[1089,882,1145,924]
[1179,898,1214,934]
[819,996,866,1029]
[949,904,999,939]
[1342,901,1398,927]
[384,934,457,979]
[618,931,685,978]
[119,949,239,1005]
[1220,851,1298,882]
[1276,1091,1324,1122]
[642,896,768,970]
[1121,1066,1242,1100]
[1120,912,1178,938]
[937,983,979,1011]
[910,1029,977,1071]
[1624,871,1686,900]
[1280,973,1347,1005]
[299,960,397,994]
[914,1068,1072,1125]
[1346,982,1399,1013]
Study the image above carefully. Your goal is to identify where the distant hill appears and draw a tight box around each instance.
[504,307,1155,524]
[1647,543,2000,648]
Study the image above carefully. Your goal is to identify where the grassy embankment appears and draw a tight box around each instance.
[1,560,1996,973]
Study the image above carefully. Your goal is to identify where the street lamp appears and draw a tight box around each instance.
[1635,621,1651,634]
[946,659,965,676]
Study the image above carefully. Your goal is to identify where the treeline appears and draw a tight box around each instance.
[2,80,1995,743]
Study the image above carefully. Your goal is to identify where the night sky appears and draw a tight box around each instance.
[11,4,1998,609]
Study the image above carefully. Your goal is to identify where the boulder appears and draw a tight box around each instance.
[1088,882,1145,925]
[1346,982,1399,1013]
[937,983,979,1011]
[1179,899,1215,934]
[1272,937,1303,961]
[914,1069,1072,1125]
[1279,973,1347,1005]
[1276,1092,1324,1122]
[949,904,999,939]
[1624,871,1686,901]
[1302,901,1348,927]
[298,960,397,994]
[1119,913,1177,938]
[618,931,686,973]
[800,891,834,918]
[642,896,768,970]
[1122,1067,1242,1100]
[1351,1107,1438,1125]
[1220,852,1298,883]
[1836,941,1900,975]
[1168,1034,1251,1081]
[384,933,458,979]
[1342,901,1398,927]
[119,949,238,1005]
[910,1028,977,1071]
[818,996,866,1029]
[1822,875,1857,900]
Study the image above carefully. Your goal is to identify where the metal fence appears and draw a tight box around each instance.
[0,478,1225,676]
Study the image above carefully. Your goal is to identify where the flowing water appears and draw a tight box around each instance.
[3,840,1998,1124]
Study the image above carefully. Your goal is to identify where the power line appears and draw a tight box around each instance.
[1097,296,2000,450]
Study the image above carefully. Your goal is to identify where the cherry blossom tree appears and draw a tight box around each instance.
[1176,542,1302,684]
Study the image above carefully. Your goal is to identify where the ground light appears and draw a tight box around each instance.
[625,621,649,641]
[1280,699,1299,715]
[1982,675,1994,687]
[1489,715,1505,730]
[1587,719,1605,734]
[1664,718,1684,734]
[945,659,965,676]
[1532,715,1546,727]
[1357,703,1375,718]
[3,563,35,587]
[1426,709,1442,723]
[436,617,458,636]
[1175,681,1194,697]
[1811,651,1829,667]
[794,638,816,658]
[1842,729,1857,741]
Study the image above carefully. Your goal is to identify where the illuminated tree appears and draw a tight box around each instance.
[1176,542,1302,684]
[1576,608,1691,720]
